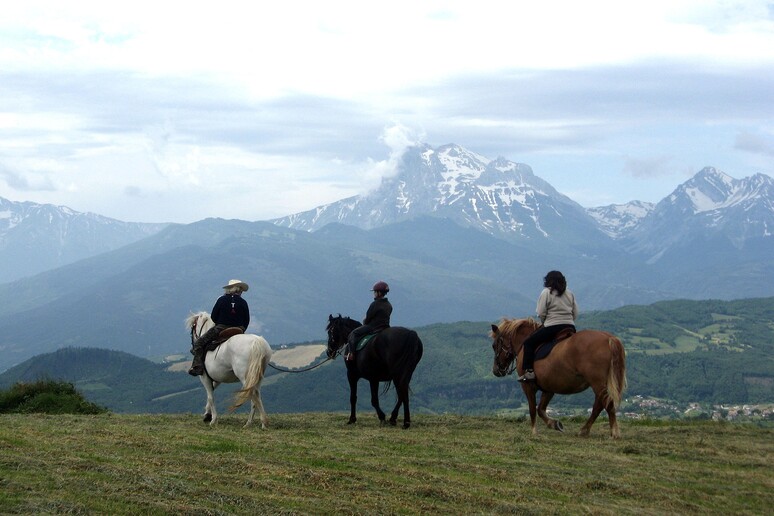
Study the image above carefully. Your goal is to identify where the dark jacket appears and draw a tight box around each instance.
[211,294,250,329]
[363,297,392,331]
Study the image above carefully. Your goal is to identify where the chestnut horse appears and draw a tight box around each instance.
[489,318,626,438]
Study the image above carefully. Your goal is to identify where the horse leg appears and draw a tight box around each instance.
[391,381,411,429]
[347,372,358,424]
[243,389,267,429]
[245,396,256,427]
[252,388,268,430]
[537,392,563,432]
[200,376,218,426]
[522,384,539,436]
[606,400,620,439]
[369,380,386,423]
[579,394,605,437]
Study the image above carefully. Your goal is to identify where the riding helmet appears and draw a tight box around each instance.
[371,281,390,293]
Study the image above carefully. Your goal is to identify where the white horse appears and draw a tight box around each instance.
[185,311,272,428]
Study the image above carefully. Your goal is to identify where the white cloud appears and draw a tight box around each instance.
[0,1,772,222]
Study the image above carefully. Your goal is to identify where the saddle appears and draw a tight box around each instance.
[534,327,576,362]
[205,327,245,352]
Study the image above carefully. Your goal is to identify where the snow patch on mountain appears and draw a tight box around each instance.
[587,201,655,238]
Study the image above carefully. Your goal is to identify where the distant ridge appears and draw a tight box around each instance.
[0,196,170,282]
[0,144,772,369]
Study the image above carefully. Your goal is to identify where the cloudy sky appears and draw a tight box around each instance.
[1,1,773,223]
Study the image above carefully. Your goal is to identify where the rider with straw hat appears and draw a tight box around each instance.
[188,279,251,376]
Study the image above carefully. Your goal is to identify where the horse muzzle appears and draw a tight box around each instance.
[492,364,514,377]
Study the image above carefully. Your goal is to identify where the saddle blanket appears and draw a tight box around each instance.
[534,328,576,362]
[355,333,377,351]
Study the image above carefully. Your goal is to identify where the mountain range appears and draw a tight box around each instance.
[0,197,169,283]
[2,297,772,414]
[0,143,772,369]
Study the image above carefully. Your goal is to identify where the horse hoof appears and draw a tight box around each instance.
[203,413,212,423]
[555,421,564,432]
[389,419,397,426]
[347,419,356,425]
[402,423,410,430]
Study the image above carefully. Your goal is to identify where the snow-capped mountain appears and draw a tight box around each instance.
[0,197,170,283]
[586,201,655,239]
[273,143,608,247]
[621,167,774,262]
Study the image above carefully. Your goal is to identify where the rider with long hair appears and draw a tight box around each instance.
[518,270,578,382]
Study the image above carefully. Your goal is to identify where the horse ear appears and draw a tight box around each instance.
[329,314,333,321]
[491,324,499,333]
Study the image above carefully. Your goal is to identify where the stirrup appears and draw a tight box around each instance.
[518,370,536,382]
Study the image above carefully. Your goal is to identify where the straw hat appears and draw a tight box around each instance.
[223,279,249,291]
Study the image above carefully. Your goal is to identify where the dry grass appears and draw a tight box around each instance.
[1,413,772,514]
[270,345,327,369]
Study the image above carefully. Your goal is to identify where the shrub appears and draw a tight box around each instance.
[0,380,108,414]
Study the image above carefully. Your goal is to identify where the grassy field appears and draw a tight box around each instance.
[1,413,772,514]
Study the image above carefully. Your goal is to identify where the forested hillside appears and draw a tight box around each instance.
[1,297,772,416]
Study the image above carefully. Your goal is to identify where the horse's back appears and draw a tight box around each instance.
[377,327,423,374]
[205,333,271,383]
[557,329,623,374]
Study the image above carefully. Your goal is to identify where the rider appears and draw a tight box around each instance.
[518,270,578,382]
[345,281,392,361]
[188,279,251,376]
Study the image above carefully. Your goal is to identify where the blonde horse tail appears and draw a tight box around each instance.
[605,336,627,409]
[230,337,271,412]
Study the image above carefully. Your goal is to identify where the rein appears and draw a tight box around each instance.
[267,356,332,373]
[190,312,337,374]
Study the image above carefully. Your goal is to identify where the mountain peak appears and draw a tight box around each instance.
[673,167,770,214]
[272,143,603,245]
[625,167,774,257]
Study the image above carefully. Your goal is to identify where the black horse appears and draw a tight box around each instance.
[326,315,423,429]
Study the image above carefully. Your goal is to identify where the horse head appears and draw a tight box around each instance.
[489,318,539,377]
[326,314,358,359]
[186,311,214,343]
[326,314,343,358]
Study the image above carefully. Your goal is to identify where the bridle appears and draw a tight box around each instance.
[190,315,202,345]
[325,321,346,359]
[493,333,517,376]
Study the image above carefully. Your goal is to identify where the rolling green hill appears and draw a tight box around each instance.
[1,297,772,417]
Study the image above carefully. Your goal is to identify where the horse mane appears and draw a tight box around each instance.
[185,311,211,330]
[326,314,359,331]
[491,317,539,338]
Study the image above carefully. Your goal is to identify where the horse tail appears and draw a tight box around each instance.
[230,337,271,412]
[605,336,627,409]
[395,330,424,381]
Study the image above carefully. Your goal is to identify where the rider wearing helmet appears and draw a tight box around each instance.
[345,281,392,360]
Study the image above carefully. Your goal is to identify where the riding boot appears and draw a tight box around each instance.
[188,350,205,376]
[188,327,217,376]
[344,334,357,361]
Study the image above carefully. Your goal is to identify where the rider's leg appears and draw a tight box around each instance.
[345,325,370,360]
[188,326,219,376]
